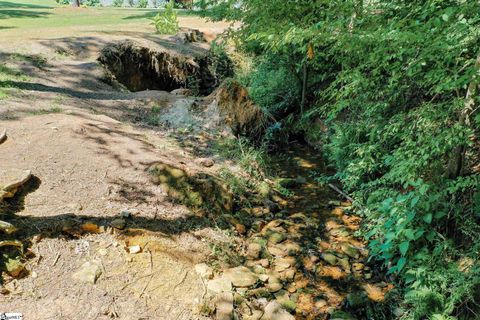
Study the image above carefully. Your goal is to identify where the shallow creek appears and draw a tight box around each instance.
[230,144,393,319]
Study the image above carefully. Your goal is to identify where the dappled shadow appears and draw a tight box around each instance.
[0,81,130,100]
[0,175,227,247]
[122,10,158,20]
[38,36,113,59]
[122,9,200,20]
[0,1,53,9]
[0,9,51,20]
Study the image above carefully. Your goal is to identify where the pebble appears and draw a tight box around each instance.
[235,223,247,234]
[321,253,338,265]
[247,243,262,259]
[120,210,131,218]
[261,301,295,320]
[128,245,141,254]
[266,281,283,293]
[268,232,286,244]
[195,157,215,167]
[110,218,126,230]
[72,261,102,284]
[223,266,259,288]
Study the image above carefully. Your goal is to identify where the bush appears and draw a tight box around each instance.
[246,56,300,118]
[137,0,148,8]
[112,0,123,6]
[84,0,100,6]
[152,0,179,34]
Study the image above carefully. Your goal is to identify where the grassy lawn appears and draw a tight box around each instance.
[0,0,163,29]
[0,0,201,41]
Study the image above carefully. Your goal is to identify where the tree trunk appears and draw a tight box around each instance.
[72,0,80,7]
[300,63,308,115]
[447,51,480,179]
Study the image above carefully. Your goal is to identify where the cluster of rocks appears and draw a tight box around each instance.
[0,129,32,280]
[197,190,392,319]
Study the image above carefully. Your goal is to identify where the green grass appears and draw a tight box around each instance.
[0,0,196,32]
[27,106,63,115]
[0,63,29,98]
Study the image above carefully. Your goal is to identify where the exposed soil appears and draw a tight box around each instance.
[98,37,224,94]
[0,22,235,320]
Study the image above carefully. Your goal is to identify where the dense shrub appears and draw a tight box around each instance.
[199,0,480,318]
[152,0,179,34]
[137,0,148,8]
[112,0,123,7]
[84,0,100,6]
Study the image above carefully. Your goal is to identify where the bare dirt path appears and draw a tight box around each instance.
[0,18,232,320]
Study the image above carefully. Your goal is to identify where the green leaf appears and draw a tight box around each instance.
[399,241,410,256]
[423,213,433,224]
[404,229,416,240]
[434,211,447,219]
[410,196,420,208]
[397,257,407,272]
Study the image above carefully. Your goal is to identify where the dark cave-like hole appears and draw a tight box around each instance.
[98,40,221,95]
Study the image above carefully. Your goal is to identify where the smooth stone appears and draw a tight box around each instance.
[258,274,269,282]
[128,245,142,254]
[244,310,263,320]
[72,261,102,284]
[110,218,126,230]
[223,266,259,288]
[274,261,291,273]
[337,257,351,273]
[266,281,283,293]
[260,301,295,320]
[341,243,360,259]
[267,244,287,257]
[207,276,232,295]
[247,242,262,259]
[321,253,338,265]
[252,265,266,274]
[195,157,215,167]
[194,263,213,279]
[0,169,31,200]
[214,292,234,320]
